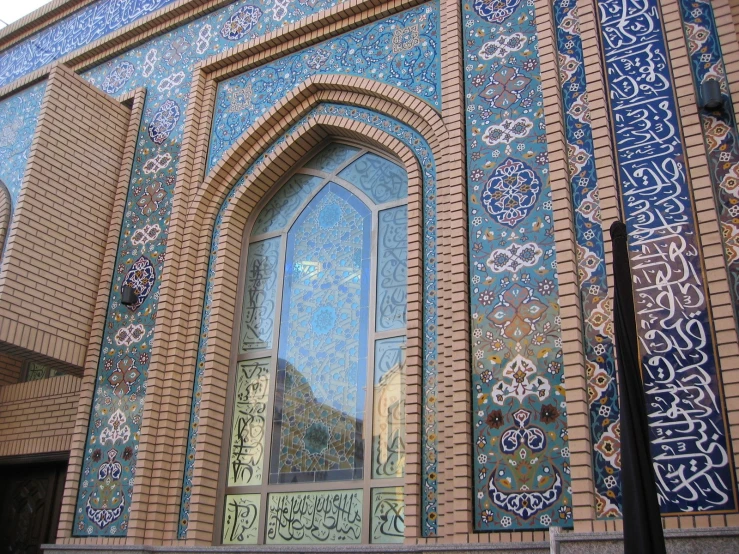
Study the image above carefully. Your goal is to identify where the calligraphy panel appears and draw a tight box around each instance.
[553,0,621,518]
[228,359,270,487]
[305,144,360,173]
[463,0,572,532]
[376,207,408,332]
[223,494,259,545]
[338,153,409,205]
[265,490,363,544]
[597,0,737,513]
[270,184,370,483]
[239,238,280,352]
[373,338,406,479]
[371,487,404,543]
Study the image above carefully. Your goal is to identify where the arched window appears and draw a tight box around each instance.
[218,142,408,545]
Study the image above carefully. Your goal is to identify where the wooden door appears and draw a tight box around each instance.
[0,460,67,554]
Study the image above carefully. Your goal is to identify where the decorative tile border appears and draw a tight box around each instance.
[463,0,572,531]
[208,2,441,170]
[0,0,180,89]
[0,81,46,235]
[596,0,737,514]
[552,0,621,519]
[678,0,739,338]
[179,102,439,538]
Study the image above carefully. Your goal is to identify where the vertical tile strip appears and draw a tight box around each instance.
[596,0,737,513]
[552,0,621,518]
[677,0,739,333]
[464,0,573,531]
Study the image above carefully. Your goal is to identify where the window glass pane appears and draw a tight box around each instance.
[223,494,260,544]
[371,487,404,543]
[372,337,406,478]
[376,206,408,332]
[266,490,363,544]
[252,174,323,236]
[338,153,408,204]
[270,184,371,483]
[304,143,359,173]
[239,237,280,352]
[24,361,49,381]
[228,359,271,486]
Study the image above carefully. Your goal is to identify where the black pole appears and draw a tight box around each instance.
[609,221,666,554]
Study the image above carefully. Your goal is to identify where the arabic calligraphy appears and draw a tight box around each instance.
[223,494,259,545]
[266,490,363,544]
[597,0,736,512]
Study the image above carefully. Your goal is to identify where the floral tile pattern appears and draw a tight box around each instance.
[553,0,620,518]
[597,0,736,513]
[678,1,739,355]
[0,0,180,88]
[463,0,572,531]
[0,81,46,252]
[208,2,440,169]
[33,0,444,537]
[183,102,439,537]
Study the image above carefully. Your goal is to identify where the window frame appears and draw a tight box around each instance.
[215,139,409,545]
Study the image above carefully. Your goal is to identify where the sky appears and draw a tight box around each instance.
[0,0,52,28]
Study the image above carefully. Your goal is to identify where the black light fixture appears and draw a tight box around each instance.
[121,284,137,306]
[701,78,723,111]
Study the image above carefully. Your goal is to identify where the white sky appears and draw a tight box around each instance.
[0,0,54,28]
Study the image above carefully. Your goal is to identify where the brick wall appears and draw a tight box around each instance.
[0,64,130,371]
[0,373,80,457]
[0,350,22,386]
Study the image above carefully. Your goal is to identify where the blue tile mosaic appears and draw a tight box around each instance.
[597,0,737,513]
[182,102,439,537]
[376,205,408,332]
[208,2,441,170]
[553,0,620,519]
[270,183,371,484]
[678,1,739,360]
[0,0,179,88]
[0,81,46,246]
[463,0,572,531]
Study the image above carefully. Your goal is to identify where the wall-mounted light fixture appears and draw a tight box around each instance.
[701,78,723,111]
[121,284,137,306]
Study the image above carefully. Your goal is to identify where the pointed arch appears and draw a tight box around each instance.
[161,87,448,542]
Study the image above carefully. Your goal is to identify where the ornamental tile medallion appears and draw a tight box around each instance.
[597,0,737,513]
[553,0,620,518]
[677,1,739,357]
[464,0,572,531]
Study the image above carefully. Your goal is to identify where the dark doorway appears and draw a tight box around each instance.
[0,459,67,554]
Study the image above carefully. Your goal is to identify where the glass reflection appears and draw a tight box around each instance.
[372,338,406,478]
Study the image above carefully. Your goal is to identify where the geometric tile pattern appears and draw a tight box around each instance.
[180,102,439,537]
[208,2,441,170]
[463,0,573,531]
[0,81,46,239]
[552,0,621,518]
[597,0,737,514]
[678,0,739,341]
